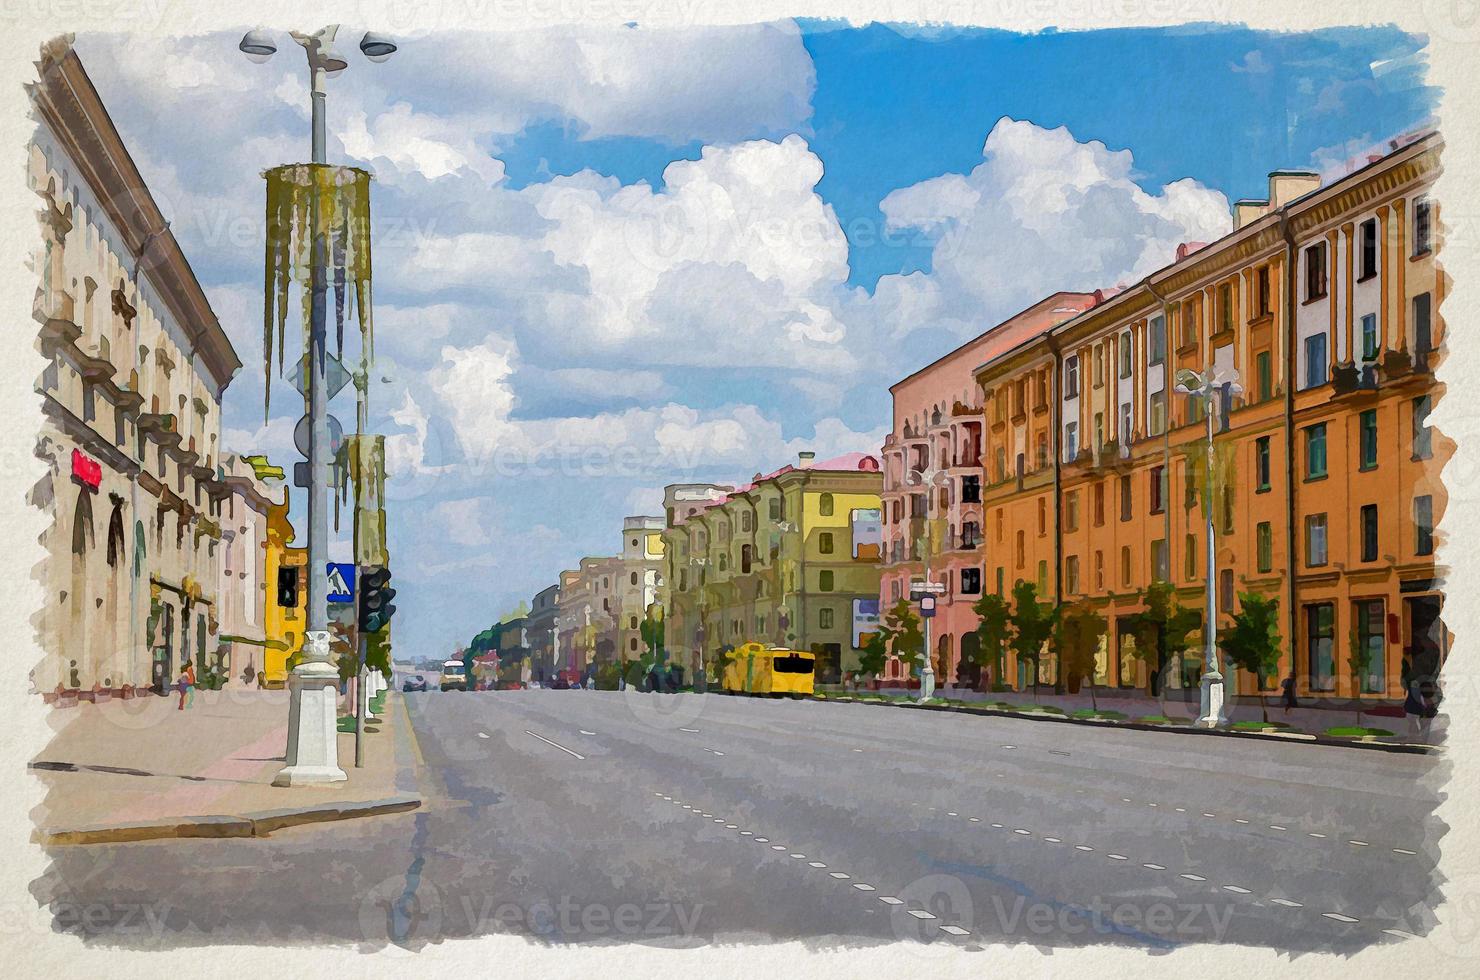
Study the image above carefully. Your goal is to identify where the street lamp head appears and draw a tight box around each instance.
[360,31,398,62]
[1173,367,1206,396]
[239,29,277,62]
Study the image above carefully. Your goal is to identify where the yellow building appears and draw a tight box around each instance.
[262,491,306,688]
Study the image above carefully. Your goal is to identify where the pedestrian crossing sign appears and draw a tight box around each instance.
[327,563,355,604]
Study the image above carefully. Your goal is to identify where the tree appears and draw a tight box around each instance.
[971,592,1011,691]
[1008,581,1056,700]
[1219,591,1282,723]
[880,598,923,681]
[1056,600,1108,711]
[640,606,665,664]
[1127,581,1198,715]
[854,629,888,686]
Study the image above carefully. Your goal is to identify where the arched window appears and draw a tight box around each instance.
[71,488,94,556]
[819,492,835,516]
[105,496,125,567]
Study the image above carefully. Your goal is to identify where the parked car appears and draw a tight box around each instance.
[439,660,468,692]
[402,675,428,692]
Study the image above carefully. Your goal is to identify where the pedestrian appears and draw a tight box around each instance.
[1279,675,1298,715]
[177,660,194,710]
[1404,673,1428,737]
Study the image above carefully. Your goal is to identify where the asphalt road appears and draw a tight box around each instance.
[33,690,1447,952]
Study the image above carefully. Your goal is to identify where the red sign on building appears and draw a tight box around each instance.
[71,449,101,490]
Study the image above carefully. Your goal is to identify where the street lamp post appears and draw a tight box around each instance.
[906,467,945,703]
[1175,367,1240,729]
[244,26,396,786]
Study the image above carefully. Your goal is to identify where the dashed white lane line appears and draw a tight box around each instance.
[879,897,904,906]
[790,853,806,859]
[1043,837,1062,843]
[1382,928,1419,939]
[1107,854,1128,861]
[991,823,1004,829]
[947,811,959,816]
[1001,744,1017,750]
[1013,828,1032,836]
[829,872,852,880]
[1234,819,1250,825]
[477,732,490,739]
[1223,885,1252,895]
[524,730,585,760]
[755,837,770,843]
[940,924,971,936]
[1075,845,1094,852]
[740,831,753,836]
[1270,898,1303,908]
[1202,812,1216,818]
[808,861,827,868]
[578,729,597,736]
[1393,848,1417,855]
[907,910,936,920]
[1174,807,1187,813]
[725,824,737,829]
[1270,825,1287,831]
[1322,912,1360,923]
[852,748,864,753]
[853,883,875,892]
[679,728,700,733]
[1308,832,1328,839]
[771,845,787,850]
[1350,840,1370,847]
[707,749,726,756]
[968,817,981,822]
[1180,873,1207,882]
[1143,863,1167,871]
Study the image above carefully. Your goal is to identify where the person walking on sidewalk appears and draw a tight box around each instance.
[177,660,195,710]
[1280,675,1299,715]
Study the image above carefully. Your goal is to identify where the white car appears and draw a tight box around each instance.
[439,660,468,692]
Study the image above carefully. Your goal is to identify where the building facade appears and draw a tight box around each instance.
[527,582,561,683]
[659,483,733,683]
[31,41,242,701]
[617,516,665,663]
[972,134,1446,702]
[216,453,283,685]
[879,291,1098,687]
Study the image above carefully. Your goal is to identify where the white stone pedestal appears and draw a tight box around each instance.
[1196,670,1227,729]
[274,644,346,786]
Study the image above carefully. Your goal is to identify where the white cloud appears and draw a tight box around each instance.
[875,116,1232,339]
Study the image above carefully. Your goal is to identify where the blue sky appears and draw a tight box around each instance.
[76,21,1436,658]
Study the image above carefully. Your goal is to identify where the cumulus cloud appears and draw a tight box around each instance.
[874,117,1232,339]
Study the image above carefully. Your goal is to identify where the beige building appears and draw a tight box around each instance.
[617,516,665,662]
[217,454,284,686]
[31,41,241,701]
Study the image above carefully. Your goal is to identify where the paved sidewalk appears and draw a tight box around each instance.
[31,687,419,843]
[819,684,1446,746]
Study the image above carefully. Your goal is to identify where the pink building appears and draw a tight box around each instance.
[879,292,1100,686]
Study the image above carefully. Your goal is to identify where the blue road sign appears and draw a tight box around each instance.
[327,563,356,604]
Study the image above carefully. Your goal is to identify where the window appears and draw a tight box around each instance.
[1414,196,1432,256]
[1256,351,1272,402]
[1185,533,1198,580]
[1015,530,1025,569]
[1037,497,1047,536]
[1360,504,1379,562]
[1358,313,1379,362]
[1413,292,1433,355]
[82,385,95,423]
[1119,474,1132,522]
[1065,422,1079,461]
[1219,568,1234,612]
[1256,522,1273,573]
[1149,390,1166,436]
[818,570,835,592]
[1305,423,1328,479]
[819,607,834,630]
[1151,538,1169,582]
[1413,396,1433,460]
[1184,460,1198,511]
[1218,282,1232,334]
[1065,492,1080,532]
[1036,559,1048,595]
[961,475,980,504]
[819,493,834,516]
[1179,301,1196,349]
[277,566,299,608]
[1093,482,1105,526]
[1093,346,1105,388]
[1064,356,1080,398]
[1415,495,1434,556]
[995,448,1006,482]
[1303,333,1328,389]
[1120,546,1132,586]
[961,567,982,594]
[1221,486,1235,535]
[741,544,753,573]
[1305,513,1329,567]
[1306,603,1336,692]
[1304,241,1327,300]
[995,567,1004,596]
[819,532,834,555]
[1094,551,1105,591]
[1149,315,1166,365]
[1255,436,1271,491]
[1149,465,1165,515]
[1035,432,1049,469]
[1119,333,1132,378]
[769,497,781,520]
[1066,555,1080,594]
[1360,218,1378,280]
[1256,266,1271,316]
[1359,410,1378,470]
[1355,600,1386,694]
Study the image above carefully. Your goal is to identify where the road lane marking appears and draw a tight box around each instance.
[1202,812,1216,818]
[477,732,490,739]
[1075,845,1093,852]
[1393,848,1417,855]
[1222,885,1251,894]
[939,924,969,936]
[968,817,981,822]
[853,883,875,891]
[1107,854,1127,861]
[1013,829,1031,835]
[740,831,753,836]
[524,730,585,759]
[755,837,769,842]
[679,728,700,733]
[1322,912,1359,923]
[852,748,863,752]
[947,811,958,816]
[790,853,806,859]
[907,910,935,920]
[1180,873,1207,881]
[1270,898,1303,908]
[725,824,737,829]
[991,823,1004,829]
[829,872,851,879]
[1270,825,1287,831]
[808,862,827,868]
[1234,819,1249,824]
[1043,837,1062,843]
[1382,928,1418,939]
[1143,863,1166,870]
[1349,840,1370,846]
[879,897,904,906]
[578,730,596,735]
[1308,832,1328,839]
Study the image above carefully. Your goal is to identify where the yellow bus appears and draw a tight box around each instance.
[721,642,816,698]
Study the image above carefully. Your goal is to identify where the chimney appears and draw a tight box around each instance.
[798,451,815,468]
[1267,170,1321,209]
[1233,199,1269,230]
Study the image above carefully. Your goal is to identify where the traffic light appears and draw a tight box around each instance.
[359,564,397,634]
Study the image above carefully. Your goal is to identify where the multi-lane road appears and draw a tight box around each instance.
[35,689,1445,951]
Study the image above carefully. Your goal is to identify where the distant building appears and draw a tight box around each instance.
[528,582,561,683]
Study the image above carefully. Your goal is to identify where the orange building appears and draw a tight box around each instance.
[880,292,1098,686]
[973,133,1446,703]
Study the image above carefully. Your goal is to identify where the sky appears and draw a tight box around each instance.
[73,21,1437,659]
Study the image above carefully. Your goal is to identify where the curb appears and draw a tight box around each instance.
[38,794,422,846]
[810,696,1440,755]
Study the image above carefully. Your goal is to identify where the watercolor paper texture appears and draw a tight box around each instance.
[5,2,1480,974]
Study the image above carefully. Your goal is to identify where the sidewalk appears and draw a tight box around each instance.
[817,684,1445,749]
[31,686,420,844]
